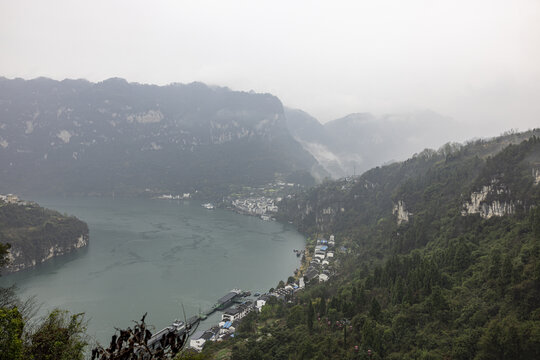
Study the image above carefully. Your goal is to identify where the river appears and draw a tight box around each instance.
[0,196,305,345]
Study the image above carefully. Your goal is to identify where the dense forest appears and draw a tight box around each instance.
[199,131,540,359]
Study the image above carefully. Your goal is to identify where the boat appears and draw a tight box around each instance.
[202,203,215,210]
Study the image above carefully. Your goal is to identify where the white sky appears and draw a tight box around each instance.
[1,0,539,137]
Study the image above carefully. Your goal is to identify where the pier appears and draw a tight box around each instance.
[149,289,244,348]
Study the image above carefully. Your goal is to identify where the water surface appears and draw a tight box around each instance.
[0,197,304,344]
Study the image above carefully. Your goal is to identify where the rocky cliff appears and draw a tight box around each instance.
[0,197,89,273]
[0,77,319,196]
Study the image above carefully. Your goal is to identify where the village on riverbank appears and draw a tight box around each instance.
[183,233,341,352]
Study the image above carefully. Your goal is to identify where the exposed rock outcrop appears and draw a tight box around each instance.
[393,200,411,225]
[462,183,516,219]
[6,234,88,273]
[533,168,540,185]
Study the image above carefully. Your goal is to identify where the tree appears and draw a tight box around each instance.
[369,298,381,321]
[286,305,304,329]
[92,313,188,360]
[0,307,23,360]
[24,309,87,360]
[318,298,326,316]
[306,301,314,333]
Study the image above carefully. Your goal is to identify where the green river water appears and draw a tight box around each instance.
[0,197,305,346]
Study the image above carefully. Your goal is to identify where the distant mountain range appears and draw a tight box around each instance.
[0,77,323,196]
[285,107,462,178]
[0,76,476,197]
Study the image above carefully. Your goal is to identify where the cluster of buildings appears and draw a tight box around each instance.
[156,193,191,200]
[303,235,337,284]
[189,285,303,352]
[0,193,32,206]
[0,193,19,204]
[189,299,255,351]
[231,196,279,219]
[188,235,340,352]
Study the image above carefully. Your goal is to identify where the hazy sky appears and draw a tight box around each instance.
[1,0,539,137]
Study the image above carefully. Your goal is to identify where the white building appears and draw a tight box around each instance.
[222,301,253,322]
[256,295,271,312]
[322,260,330,267]
[319,273,329,282]
[189,331,214,351]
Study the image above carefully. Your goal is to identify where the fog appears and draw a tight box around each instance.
[1,0,539,138]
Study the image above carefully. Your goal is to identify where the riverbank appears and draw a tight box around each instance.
[0,196,305,347]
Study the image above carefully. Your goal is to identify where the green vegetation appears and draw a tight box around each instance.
[199,132,540,359]
[0,199,89,359]
[2,131,540,359]
[0,200,88,273]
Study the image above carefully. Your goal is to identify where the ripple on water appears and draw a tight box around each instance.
[0,197,305,346]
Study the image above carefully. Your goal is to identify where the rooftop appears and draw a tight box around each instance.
[218,292,238,304]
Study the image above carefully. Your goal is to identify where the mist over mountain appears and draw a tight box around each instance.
[285,107,462,178]
[0,77,321,196]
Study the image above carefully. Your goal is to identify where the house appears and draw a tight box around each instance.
[256,294,271,312]
[5,194,19,204]
[272,287,293,301]
[219,321,236,335]
[189,331,214,351]
[326,252,334,259]
[319,273,329,282]
[221,301,253,322]
[304,267,319,282]
[329,235,335,247]
[322,259,330,267]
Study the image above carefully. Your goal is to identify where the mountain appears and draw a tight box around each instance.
[0,195,89,273]
[285,108,462,178]
[0,77,320,197]
[202,129,540,359]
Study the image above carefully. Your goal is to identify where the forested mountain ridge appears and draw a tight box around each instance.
[202,130,540,359]
[278,129,540,237]
[0,196,88,273]
[0,77,321,197]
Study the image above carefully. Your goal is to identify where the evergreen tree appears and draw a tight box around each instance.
[307,300,314,333]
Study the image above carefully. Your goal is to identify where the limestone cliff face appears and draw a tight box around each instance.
[533,169,540,185]
[0,77,318,196]
[462,182,516,219]
[6,233,89,273]
[393,201,411,225]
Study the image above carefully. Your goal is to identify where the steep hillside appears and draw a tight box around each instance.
[0,196,89,273]
[0,77,319,197]
[203,130,540,359]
